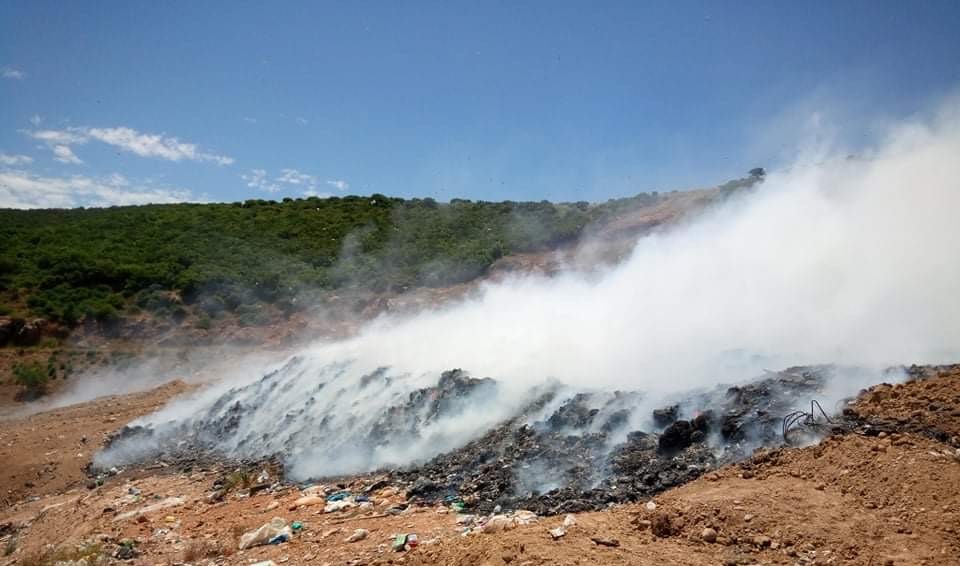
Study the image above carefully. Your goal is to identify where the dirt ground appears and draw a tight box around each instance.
[0,380,191,508]
[1,367,958,566]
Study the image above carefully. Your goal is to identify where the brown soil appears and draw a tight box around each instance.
[0,380,191,508]
[1,369,957,566]
[855,365,960,440]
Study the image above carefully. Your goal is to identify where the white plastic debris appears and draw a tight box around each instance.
[238,517,288,550]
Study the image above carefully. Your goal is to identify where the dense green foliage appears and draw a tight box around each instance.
[12,361,47,391]
[0,192,661,325]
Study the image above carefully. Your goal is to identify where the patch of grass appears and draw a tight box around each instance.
[223,469,253,492]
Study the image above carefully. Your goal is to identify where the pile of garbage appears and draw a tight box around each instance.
[386,366,850,515]
[96,362,880,516]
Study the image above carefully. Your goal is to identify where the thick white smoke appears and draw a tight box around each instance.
[97,99,960,478]
[324,102,960,391]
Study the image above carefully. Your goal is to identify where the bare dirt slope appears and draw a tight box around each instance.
[1,366,957,566]
[0,380,190,508]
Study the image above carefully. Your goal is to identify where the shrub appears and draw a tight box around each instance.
[13,361,48,393]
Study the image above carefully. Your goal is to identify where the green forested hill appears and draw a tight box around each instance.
[0,192,663,325]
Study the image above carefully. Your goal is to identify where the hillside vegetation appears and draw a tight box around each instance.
[0,192,667,328]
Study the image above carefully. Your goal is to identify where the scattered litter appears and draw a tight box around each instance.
[392,533,419,551]
[239,517,289,550]
[324,499,357,513]
[326,490,351,502]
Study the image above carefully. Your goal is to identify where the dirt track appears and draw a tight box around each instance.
[1,367,958,566]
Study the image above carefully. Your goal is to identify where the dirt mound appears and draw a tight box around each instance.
[853,364,960,440]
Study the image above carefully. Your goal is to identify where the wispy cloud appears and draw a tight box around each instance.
[27,129,87,145]
[29,114,42,126]
[241,168,280,193]
[22,126,234,165]
[277,168,316,185]
[243,117,258,124]
[1,67,24,80]
[0,153,33,166]
[296,116,308,125]
[0,168,195,209]
[241,168,346,196]
[52,145,83,164]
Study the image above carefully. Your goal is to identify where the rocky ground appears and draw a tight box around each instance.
[0,365,958,565]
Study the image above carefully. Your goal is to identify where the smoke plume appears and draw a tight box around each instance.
[96,98,960,478]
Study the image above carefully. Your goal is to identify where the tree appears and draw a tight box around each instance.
[749,167,766,178]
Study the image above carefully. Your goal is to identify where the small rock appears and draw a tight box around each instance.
[701,527,717,543]
[651,513,674,538]
[548,527,566,540]
[590,536,620,547]
[645,501,657,512]
[753,535,771,548]
[346,528,369,543]
[563,514,576,527]
[743,514,754,522]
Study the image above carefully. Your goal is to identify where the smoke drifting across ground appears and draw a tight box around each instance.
[97,100,960,479]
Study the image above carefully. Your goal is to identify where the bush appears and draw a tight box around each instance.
[13,361,48,393]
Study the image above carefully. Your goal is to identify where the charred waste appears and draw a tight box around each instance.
[94,363,889,515]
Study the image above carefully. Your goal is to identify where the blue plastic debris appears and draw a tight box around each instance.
[326,491,351,502]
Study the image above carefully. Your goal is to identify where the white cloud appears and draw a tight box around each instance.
[241,168,280,193]
[0,153,33,166]
[25,129,87,145]
[52,145,83,164]
[2,67,24,80]
[0,169,195,209]
[243,117,257,124]
[29,114,42,126]
[21,126,234,165]
[277,168,316,185]
[326,179,349,191]
[296,116,308,125]
[84,127,234,164]
[242,168,344,196]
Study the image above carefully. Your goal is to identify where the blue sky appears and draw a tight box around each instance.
[1,1,959,208]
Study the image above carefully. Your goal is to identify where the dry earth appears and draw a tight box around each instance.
[0,367,958,566]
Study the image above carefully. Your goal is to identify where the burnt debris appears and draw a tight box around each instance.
[98,363,861,516]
